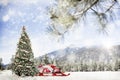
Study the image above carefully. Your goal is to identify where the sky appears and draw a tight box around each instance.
[0,0,120,64]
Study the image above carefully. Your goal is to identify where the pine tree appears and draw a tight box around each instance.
[114,59,120,71]
[0,58,4,70]
[92,62,97,71]
[98,63,104,71]
[12,26,38,76]
[49,0,119,37]
[52,59,57,66]
[43,55,50,65]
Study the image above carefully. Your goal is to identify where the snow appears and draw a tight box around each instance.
[20,40,27,45]
[39,65,53,73]
[67,53,76,63]
[20,49,29,53]
[0,70,120,80]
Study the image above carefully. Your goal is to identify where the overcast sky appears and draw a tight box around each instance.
[0,0,120,64]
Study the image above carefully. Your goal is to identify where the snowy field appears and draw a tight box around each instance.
[0,70,120,80]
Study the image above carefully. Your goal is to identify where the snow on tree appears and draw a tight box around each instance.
[12,26,38,76]
[43,55,51,65]
[97,63,105,71]
[0,58,4,70]
[52,59,57,66]
[48,0,120,37]
[39,55,51,65]
[114,59,120,71]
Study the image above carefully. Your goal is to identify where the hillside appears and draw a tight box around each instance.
[45,45,120,64]
[38,45,120,71]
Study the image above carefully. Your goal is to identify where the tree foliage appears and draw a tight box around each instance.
[12,26,38,76]
[49,0,120,37]
[0,58,4,70]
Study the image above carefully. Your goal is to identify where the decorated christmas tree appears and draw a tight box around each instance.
[12,26,38,76]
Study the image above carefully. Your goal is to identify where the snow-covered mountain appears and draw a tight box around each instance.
[37,45,120,71]
[46,45,120,63]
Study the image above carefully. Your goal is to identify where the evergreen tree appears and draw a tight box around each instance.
[83,63,88,71]
[79,61,84,71]
[98,63,104,71]
[12,26,38,76]
[114,59,120,71]
[52,59,57,66]
[0,58,4,70]
[49,0,119,37]
[43,55,50,65]
[92,62,97,71]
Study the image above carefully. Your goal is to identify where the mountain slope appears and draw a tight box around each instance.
[47,45,120,63]
[38,45,120,71]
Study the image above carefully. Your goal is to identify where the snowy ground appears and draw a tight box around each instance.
[0,70,120,80]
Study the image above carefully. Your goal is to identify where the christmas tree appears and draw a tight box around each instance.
[12,26,38,76]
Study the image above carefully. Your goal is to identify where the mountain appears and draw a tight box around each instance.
[46,45,120,63]
[38,45,120,71]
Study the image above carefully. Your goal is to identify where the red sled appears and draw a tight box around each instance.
[36,64,70,76]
